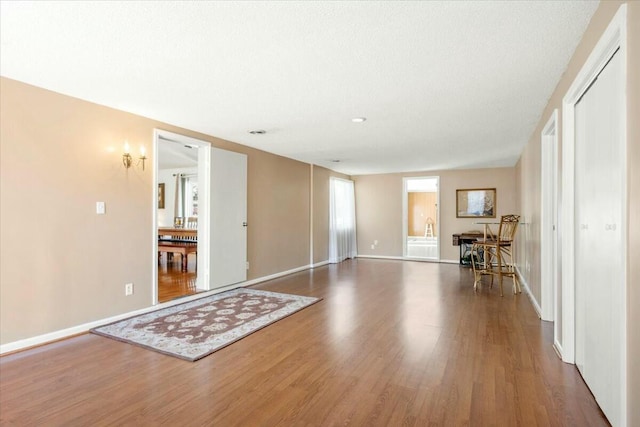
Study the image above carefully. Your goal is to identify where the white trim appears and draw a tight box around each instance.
[309,164,314,266]
[1,263,324,355]
[561,4,627,424]
[153,129,212,299]
[553,340,564,362]
[357,255,404,261]
[402,178,408,257]
[517,266,542,319]
[403,257,441,264]
[540,109,558,322]
[402,176,440,261]
[357,255,460,264]
[312,260,331,268]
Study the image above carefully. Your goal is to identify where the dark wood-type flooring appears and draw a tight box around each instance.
[0,259,608,426]
[158,253,200,303]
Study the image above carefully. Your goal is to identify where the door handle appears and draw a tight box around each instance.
[242,222,248,227]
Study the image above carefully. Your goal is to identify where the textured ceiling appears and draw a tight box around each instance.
[0,1,599,175]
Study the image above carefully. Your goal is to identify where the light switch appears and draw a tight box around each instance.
[96,202,106,215]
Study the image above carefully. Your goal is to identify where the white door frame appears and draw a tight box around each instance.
[561,4,627,424]
[540,109,558,324]
[152,129,212,304]
[402,176,440,261]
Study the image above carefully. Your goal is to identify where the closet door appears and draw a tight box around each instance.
[574,49,623,426]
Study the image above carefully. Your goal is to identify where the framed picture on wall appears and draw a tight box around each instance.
[456,188,496,218]
[158,183,165,209]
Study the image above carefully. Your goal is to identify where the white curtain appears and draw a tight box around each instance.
[174,173,184,218]
[329,178,357,263]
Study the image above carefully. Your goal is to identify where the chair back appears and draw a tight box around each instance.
[498,214,520,242]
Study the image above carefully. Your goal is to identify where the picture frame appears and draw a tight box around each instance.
[158,183,165,209]
[456,188,496,218]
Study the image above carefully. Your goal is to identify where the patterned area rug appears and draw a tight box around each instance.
[90,288,320,361]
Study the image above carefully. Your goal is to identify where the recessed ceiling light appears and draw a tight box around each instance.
[249,129,266,135]
[351,117,366,123]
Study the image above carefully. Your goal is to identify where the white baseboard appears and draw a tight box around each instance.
[242,264,313,287]
[312,260,330,268]
[357,255,404,261]
[358,255,460,265]
[553,339,564,361]
[516,266,542,318]
[1,263,328,356]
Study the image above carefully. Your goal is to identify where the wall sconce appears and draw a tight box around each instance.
[122,141,147,171]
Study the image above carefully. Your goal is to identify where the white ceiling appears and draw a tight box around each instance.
[0,1,599,175]
[157,137,199,170]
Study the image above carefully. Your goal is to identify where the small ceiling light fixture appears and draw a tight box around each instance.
[351,117,367,123]
[122,140,147,171]
[249,129,266,135]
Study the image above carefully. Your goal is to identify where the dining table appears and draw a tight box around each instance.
[158,227,197,239]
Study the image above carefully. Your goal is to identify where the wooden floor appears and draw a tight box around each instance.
[158,253,200,303]
[0,260,609,426]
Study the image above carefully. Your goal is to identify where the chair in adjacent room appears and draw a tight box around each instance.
[471,214,521,296]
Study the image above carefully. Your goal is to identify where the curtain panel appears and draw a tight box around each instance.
[329,178,357,263]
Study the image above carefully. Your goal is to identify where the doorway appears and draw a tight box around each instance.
[154,130,211,304]
[403,177,439,261]
[153,131,249,303]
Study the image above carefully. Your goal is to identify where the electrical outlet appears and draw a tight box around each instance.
[371,244,375,249]
[125,283,134,296]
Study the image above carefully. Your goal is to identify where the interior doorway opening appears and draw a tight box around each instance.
[154,130,211,304]
[403,177,439,261]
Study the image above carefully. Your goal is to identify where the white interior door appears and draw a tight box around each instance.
[209,147,247,289]
[574,49,623,426]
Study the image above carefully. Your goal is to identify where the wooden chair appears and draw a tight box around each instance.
[159,216,198,271]
[471,214,521,296]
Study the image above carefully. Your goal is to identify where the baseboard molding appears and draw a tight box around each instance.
[516,266,542,319]
[553,339,564,361]
[312,260,331,268]
[1,263,328,356]
[357,255,404,261]
[242,264,314,287]
[358,255,460,265]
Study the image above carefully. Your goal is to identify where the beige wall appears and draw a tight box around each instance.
[247,153,310,276]
[515,1,639,423]
[0,78,318,344]
[515,134,542,303]
[353,167,517,261]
